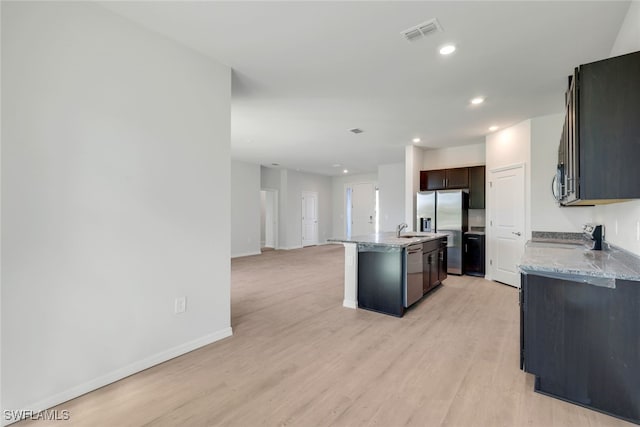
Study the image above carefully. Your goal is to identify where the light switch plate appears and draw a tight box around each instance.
[174,297,186,314]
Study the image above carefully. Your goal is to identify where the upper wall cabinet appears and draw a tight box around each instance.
[468,166,486,209]
[420,167,469,191]
[420,166,485,209]
[558,50,640,206]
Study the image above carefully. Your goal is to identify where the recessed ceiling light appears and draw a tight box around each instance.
[489,126,499,132]
[412,138,421,143]
[439,44,456,55]
[343,169,349,174]
[471,97,485,105]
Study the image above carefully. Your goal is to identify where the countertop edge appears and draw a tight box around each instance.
[328,232,448,248]
[518,240,640,283]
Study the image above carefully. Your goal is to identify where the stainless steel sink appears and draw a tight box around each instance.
[399,232,436,238]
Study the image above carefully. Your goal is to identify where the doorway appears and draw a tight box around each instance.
[301,191,319,247]
[260,189,278,250]
[489,164,525,287]
[346,182,377,236]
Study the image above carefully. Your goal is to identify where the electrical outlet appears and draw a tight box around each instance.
[174,297,186,314]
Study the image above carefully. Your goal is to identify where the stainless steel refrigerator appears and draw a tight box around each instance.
[416,190,469,275]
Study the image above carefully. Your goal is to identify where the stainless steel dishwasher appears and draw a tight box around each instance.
[404,243,423,307]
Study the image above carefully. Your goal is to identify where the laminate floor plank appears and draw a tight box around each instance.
[17,245,633,426]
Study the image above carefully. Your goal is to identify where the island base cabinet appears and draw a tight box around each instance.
[422,239,444,294]
[521,273,640,424]
[357,246,404,317]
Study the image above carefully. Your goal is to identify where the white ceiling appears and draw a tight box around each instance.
[102,1,629,176]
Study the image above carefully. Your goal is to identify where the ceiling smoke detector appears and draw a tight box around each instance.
[401,18,443,42]
[349,128,364,134]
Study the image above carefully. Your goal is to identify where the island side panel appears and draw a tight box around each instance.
[342,242,358,309]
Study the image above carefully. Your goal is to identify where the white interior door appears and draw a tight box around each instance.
[264,190,276,248]
[490,165,525,287]
[261,189,277,249]
[260,191,267,247]
[301,191,318,247]
[350,182,376,236]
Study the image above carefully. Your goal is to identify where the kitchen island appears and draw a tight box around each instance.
[329,232,447,317]
[518,240,640,424]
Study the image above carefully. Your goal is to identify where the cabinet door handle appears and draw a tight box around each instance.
[465,244,468,252]
[442,179,445,187]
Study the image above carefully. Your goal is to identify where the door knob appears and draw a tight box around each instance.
[512,232,522,236]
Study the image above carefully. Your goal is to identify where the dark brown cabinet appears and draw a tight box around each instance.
[559,50,640,205]
[521,273,640,423]
[421,169,446,190]
[420,166,485,209]
[445,167,469,189]
[464,232,485,276]
[468,166,485,209]
[420,167,469,191]
[438,243,447,283]
[422,238,447,294]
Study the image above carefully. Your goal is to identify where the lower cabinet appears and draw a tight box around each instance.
[357,246,404,317]
[521,273,640,424]
[422,238,447,294]
[464,232,485,277]
[438,242,447,283]
[356,237,448,318]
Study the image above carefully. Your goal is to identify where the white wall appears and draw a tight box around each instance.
[377,163,405,232]
[530,114,594,232]
[422,143,486,170]
[405,146,423,231]
[485,120,532,280]
[231,160,261,257]
[421,143,487,228]
[1,2,231,419]
[594,0,640,255]
[331,172,378,238]
[261,167,332,248]
[610,0,640,57]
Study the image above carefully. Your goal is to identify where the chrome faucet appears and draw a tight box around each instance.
[397,223,408,237]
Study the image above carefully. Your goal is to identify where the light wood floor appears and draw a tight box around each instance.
[20,245,633,426]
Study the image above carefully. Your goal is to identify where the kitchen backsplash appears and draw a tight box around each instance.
[532,231,585,243]
[469,209,486,228]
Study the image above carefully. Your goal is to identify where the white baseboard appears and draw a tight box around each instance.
[280,245,303,250]
[343,299,357,309]
[5,327,233,426]
[231,251,261,258]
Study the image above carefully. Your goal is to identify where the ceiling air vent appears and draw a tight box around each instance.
[349,128,364,134]
[401,18,443,42]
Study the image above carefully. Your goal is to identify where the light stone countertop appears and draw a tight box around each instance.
[328,232,448,248]
[518,240,640,284]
